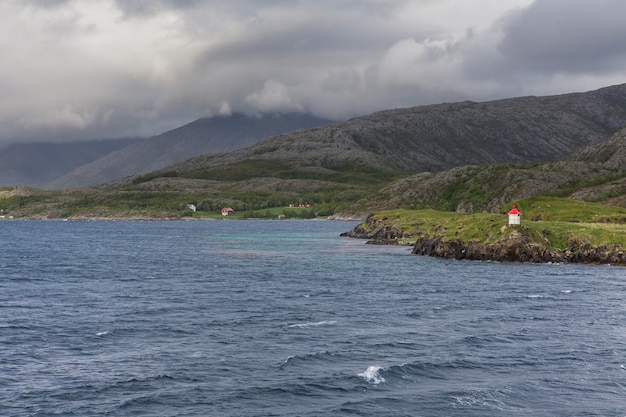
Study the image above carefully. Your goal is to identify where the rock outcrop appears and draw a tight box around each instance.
[339,215,408,244]
[410,233,626,265]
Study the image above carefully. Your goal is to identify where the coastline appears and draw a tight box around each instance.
[4,214,359,221]
[341,213,626,266]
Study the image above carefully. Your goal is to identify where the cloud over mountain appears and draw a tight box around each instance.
[1,0,625,145]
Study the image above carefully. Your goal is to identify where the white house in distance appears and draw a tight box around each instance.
[508,205,521,225]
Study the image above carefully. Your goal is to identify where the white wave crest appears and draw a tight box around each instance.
[527,294,544,299]
[358,365,385,385]
[287,320,337,328]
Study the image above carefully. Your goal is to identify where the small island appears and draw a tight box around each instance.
[341,196,626,265]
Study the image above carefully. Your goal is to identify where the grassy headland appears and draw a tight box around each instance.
[342,197,626,264]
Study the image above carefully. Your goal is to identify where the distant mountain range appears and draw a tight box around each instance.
[46,113,333,189]
[0,138,142,188]
[0,113,333,189]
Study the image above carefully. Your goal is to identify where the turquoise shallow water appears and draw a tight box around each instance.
[1,220,626,416]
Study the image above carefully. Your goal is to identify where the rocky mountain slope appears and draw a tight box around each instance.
[349,125,626,214]
[46,113,332,189]
[157,84,626,180]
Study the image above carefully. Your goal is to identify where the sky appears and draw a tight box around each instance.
[1,0,626,146]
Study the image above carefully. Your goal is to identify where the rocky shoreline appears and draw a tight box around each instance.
[410,233,626,265]
[341,216,626,265]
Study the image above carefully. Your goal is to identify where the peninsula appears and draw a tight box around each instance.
[341,197,626,265]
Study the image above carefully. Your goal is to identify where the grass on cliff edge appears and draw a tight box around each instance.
[511,196,626,223]
[363,197,626,251]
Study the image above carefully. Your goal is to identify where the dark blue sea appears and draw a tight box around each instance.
[1,220,625,416]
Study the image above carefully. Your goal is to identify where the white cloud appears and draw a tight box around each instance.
[376,38,463,89]
[18,104,96,131]
[0,0,625,145]
[245,80,304,114]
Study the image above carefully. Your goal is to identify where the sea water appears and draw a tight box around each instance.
[1,220,625,416]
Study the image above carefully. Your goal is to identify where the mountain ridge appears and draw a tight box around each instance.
[348,125,626,214]
[157,83,626,179]
[47,113,333,189]
[0,138,142,188]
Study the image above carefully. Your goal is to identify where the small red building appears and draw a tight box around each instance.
[221,207,234,216]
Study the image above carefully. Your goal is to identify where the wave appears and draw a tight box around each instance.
[357,365,385,385]
[280,350,341,368]
[458,334,513,347]
[287,320,337,328]
[526,294,547,299]
[356,358,490,386]
[450,386,511,411]
[279,356,474,388]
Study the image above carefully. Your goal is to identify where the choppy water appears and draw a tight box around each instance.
[1,220,625,416]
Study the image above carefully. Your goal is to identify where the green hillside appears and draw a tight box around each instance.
[2,85,626,220]
[345,197,626,264]
[347,126,626,214]
[350,198,626,246]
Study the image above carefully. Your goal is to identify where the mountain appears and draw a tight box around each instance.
[47,113,333,189]
[123,83,626,216]
[349,125,626,214]
[3,84,626,219]
[0,138,142,188]
[570,125,626,169]
[158,84,626,178]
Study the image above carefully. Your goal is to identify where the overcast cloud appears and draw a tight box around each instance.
[1,0,625,145]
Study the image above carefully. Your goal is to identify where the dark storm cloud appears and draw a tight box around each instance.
[1,0,624,146]
[500,0,626,73]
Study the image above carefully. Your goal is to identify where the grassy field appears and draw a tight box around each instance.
[509,196,626,222]
[362,197,626,250]
[0,184,346,219]
[192,206,317,220]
